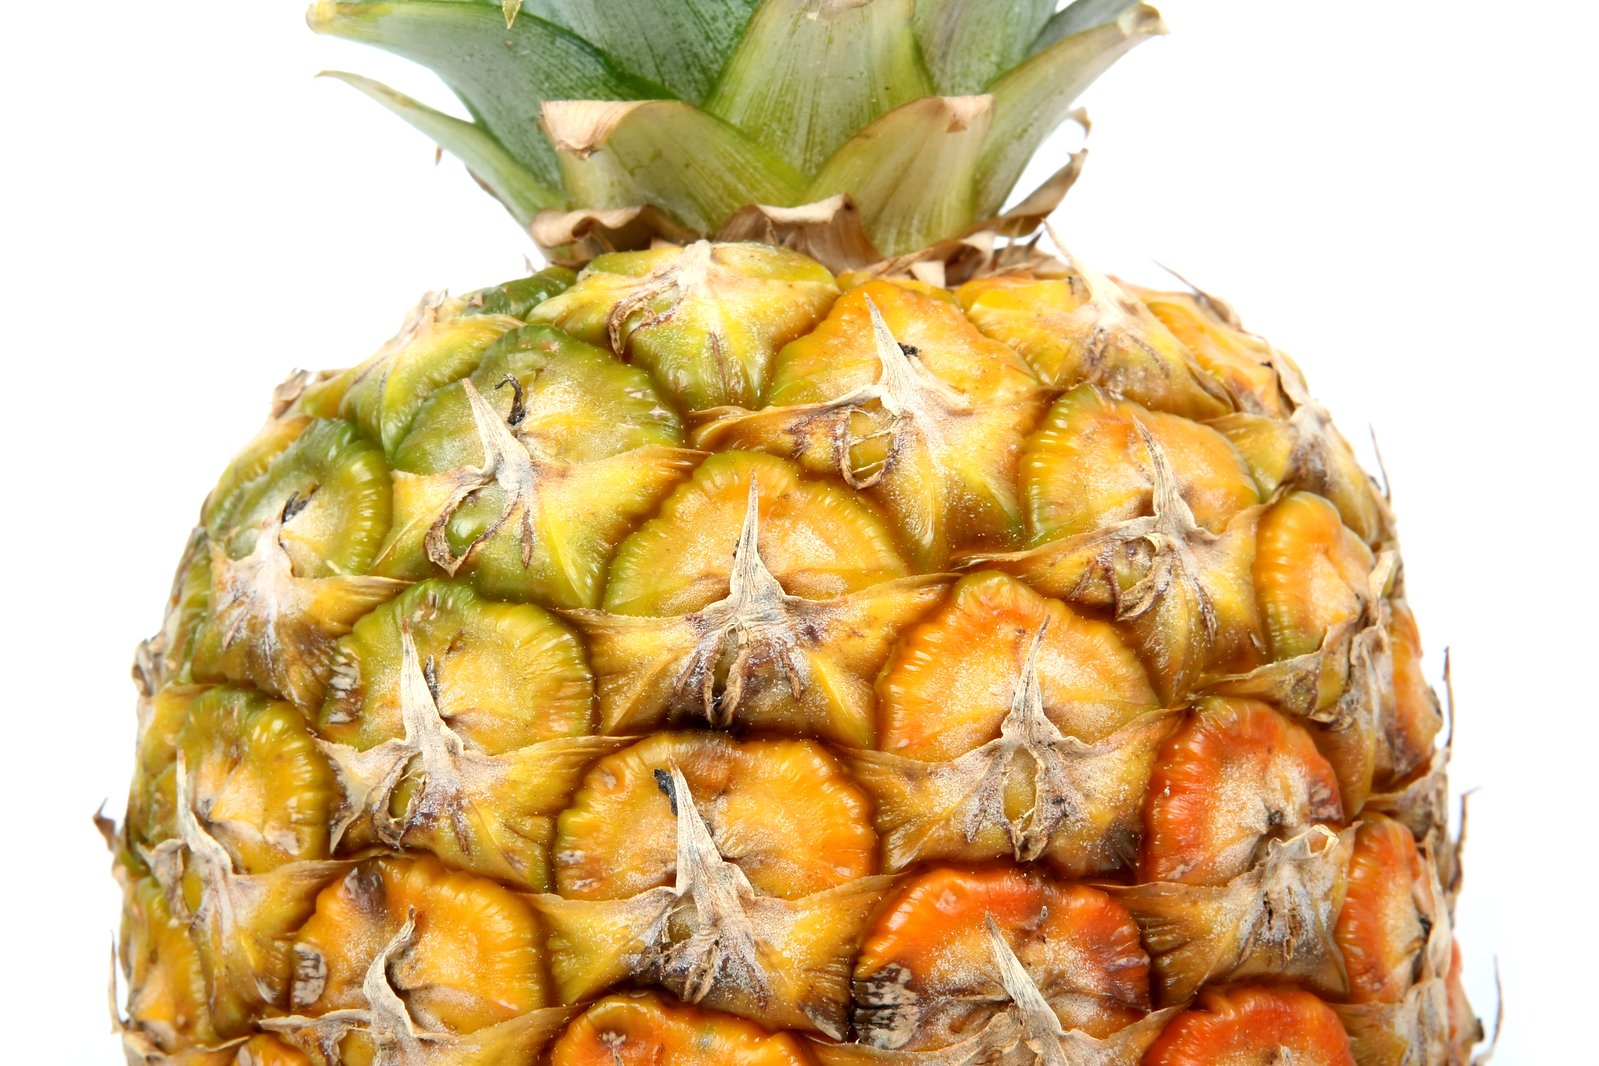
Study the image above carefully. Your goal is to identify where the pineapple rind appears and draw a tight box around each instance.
[116,240,1471,1063]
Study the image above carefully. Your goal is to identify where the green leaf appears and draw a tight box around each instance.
[913,0,1054,95]
[704,0,932,174]
[525,0,759,104]
[807,95,991,257]
[543,100,804,232]
[1032,0,1148,53]
[321,71,562,226]
[975,2,1165,216]
[310,0,664,190]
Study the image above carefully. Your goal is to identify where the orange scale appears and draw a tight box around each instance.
[1144,986,1356,1065]
[1143,699,1344,886]
[554,732,876,901]
[1384,601,1445,785]
[877,570,1159,760]
[602,450,906,617]
[1254,491,1375,661]
[549,993,814,1066]
[854,866,1150,1049]
[1128,284,1292,419]
[767,280,1036,408]
[289,856,546,1034]
[1024,385,1259,541]
[1336,815,1438,1005]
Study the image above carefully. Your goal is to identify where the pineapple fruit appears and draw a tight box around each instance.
[111,1,1479,1063]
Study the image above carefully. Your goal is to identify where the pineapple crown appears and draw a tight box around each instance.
[311,0,1164,265]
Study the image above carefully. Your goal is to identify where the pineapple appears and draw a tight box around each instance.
[111,1,1480,1063]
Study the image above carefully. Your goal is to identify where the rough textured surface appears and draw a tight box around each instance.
[114,241,1476,1064]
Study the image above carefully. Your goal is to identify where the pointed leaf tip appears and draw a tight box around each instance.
[308,1,662,192]
[976,1,1165,216]
[320,70,562,227]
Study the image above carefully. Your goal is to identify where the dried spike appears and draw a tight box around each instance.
[726,478,787,609]
[862,295,971,420]
[984,916,1070,1066]
[360,910,448,1054]
[537,748,889,1035]
[653,762,764,1004]
[852,699,1177,872]
[496,373,528,426]
[320,620,623,887]
[1115,826,1354,1003]
[207,501,407,706]
[423,378,544,573]
[387,623,473,849]
[693,287,1036,565]
[609,241,713,355]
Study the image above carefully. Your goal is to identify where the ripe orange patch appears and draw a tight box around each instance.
[549,993,813,1066]
[1144,699,1343,885]
[1337,815,1437,1004]
[1254,492,1374,660]
[290,856,545,1032]
[554,732,876,901]
[769,279,1035,407]
[877,570,1158,759]
[1384,601,1444,785]
[854,866,1149,1049]
[1144,985,1355,1065]
[1024,385,1259,540]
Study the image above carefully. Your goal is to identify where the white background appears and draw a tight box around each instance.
[3,2,1593,1059]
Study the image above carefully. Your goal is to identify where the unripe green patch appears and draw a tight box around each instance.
[532,241,839,410]
[204,418,393,577]
[319,577,595,753]
[376,324,697,608]
[342,302,523,454]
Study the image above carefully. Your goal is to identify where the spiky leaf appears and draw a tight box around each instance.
[526,0,760,103]
[322,72,561,225]
[913,0,1055,95]
[977,2,1166,216]
[315,0,1166,261]
[703,0,932,173]
[311,0,663,189]
[544,101,803,232]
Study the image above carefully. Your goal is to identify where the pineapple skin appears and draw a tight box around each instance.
[115,242,1476,1065]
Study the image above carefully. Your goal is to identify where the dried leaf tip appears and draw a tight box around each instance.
[171,753,232,878]
[1130,417,1203,535]
[728,478,786,605]
[542,101,650,158]
[422,377,544,573]
[985,914,1063,1032]
[985,915,1073,1066]
[862,295,969,417]
[496,373,528,426]
[306,0,336,31]
[361,909,444,1049]
[663,762,751,898]
[1009,621,1050,724]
